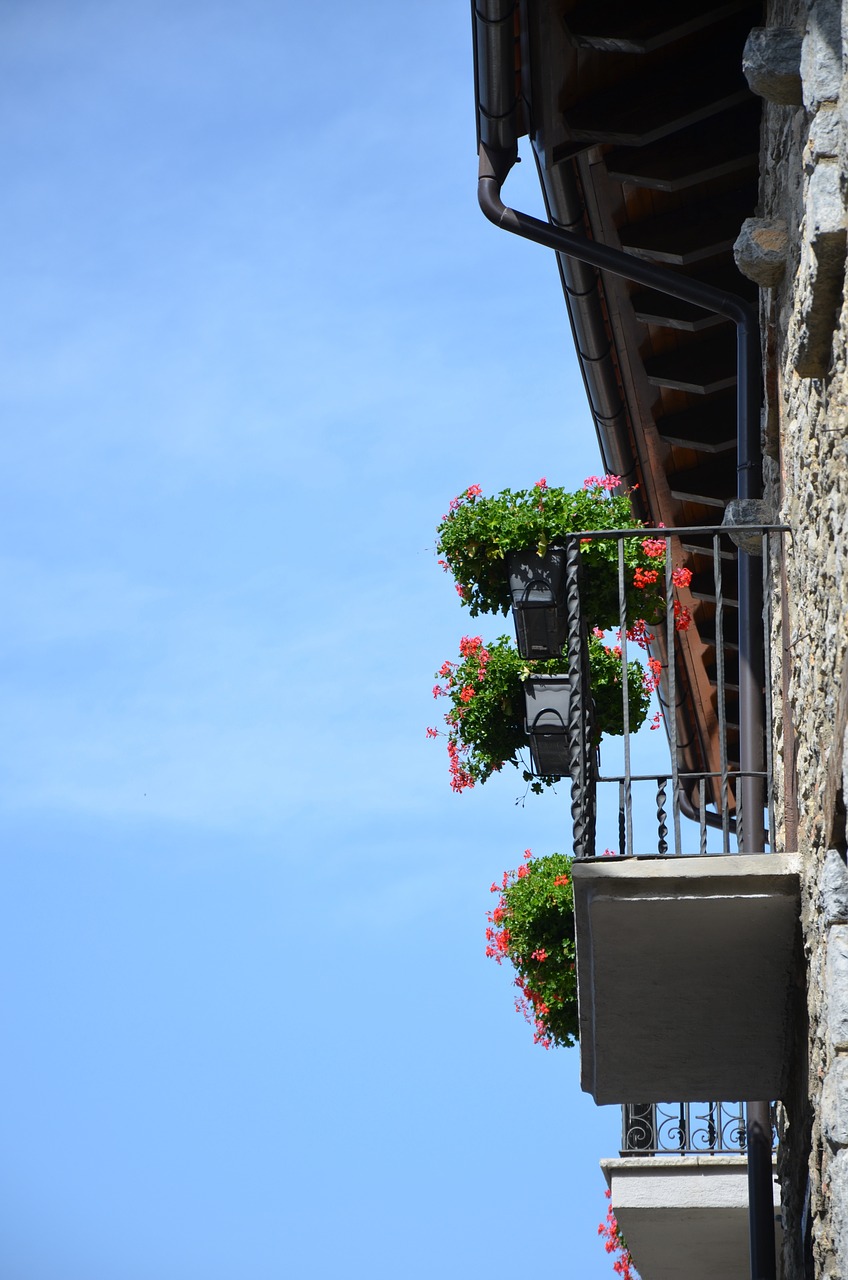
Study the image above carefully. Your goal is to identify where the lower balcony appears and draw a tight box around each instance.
[573,853,801,1103]
[602,1152,782,1280]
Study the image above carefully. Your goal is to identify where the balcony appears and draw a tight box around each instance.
[574,852,800,1102]
[601,1103,782,1280]
[520,524,802,1104]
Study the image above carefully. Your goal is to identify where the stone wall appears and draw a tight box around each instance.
[741,1,848,1274]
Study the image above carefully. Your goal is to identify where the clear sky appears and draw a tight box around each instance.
[0,4,647,1277]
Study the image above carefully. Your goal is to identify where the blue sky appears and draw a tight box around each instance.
[0,4,653,1276]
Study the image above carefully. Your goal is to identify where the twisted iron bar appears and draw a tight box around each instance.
[565,537,593,857]
[656,778,668,855]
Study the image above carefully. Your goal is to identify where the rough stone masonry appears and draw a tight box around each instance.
[739,1,848,1275]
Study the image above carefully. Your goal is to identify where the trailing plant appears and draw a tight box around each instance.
[436,476,667,628]
[485,850,577,1050]
[599,1189,639,1280]
[429,634,652,793]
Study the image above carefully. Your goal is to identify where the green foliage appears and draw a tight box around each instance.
[433,634,650,792]
[587,638,652,738]
[436,478,664,627]
[486,851,578,1049]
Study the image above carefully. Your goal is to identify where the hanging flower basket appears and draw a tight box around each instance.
[430,634,651,793]
[486,850,578,1050]
[505,548,568,658]
[435,476,666,629]
[523,673,574,777]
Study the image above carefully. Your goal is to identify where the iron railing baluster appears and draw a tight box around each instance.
[714,530,731,854]
[618,539,633,860]
[656,777,668,855]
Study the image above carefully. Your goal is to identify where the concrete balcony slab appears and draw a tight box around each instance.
[601,1155,782,1280]
[573,854,801,1103]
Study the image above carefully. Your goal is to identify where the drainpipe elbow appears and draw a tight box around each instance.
[478,143,518,228]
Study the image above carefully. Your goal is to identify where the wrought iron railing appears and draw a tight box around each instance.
[621,1101,776,1158]
[524,524,787,858]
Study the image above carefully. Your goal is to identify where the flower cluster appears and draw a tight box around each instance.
[599,1190,639,1280]
[435,478,668,626]
[486,850,578,1049]
[432,478,697,791]
[431,634,651,792]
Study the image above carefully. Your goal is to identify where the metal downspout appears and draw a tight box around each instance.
[476,142,766,829]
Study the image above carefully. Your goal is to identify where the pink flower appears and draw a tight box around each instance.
[426,726,439,738]
[466,483,482,498]
[455,583,465,598]
[432,685,445,698]
[458,635,483,657]
[673,601,692,631]
[535,477,548,490]
[459,685,475,703]
[553,874,569,886]
[532,948,548,962]
[583,473,621,492]
[517,864,528,879]
[649,711,663,730]
[626,619,653,647]
[642,536,666,559]
[523,848,532,860]
[672,566,693,588]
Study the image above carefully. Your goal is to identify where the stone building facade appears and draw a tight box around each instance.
[739,2,848,1275]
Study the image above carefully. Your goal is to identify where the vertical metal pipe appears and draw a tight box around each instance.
[763,533,776,851]
[665,538,681,854]
[746,1100,777,1280]
[736,314,767,858]
[739,550,766,854]
[714,532,731,853]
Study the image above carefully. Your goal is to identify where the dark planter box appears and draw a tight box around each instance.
[523,673,573,777]
[506,549,567,658]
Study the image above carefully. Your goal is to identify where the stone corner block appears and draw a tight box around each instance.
[805,107,841,169]
[793,162,847,377]
[827,927,848,1050]
[808,161,847,250]
[801,1,843,111]
[824,851,848,926]
[823,1058,848,1147]
[734,218,789,287]
[743,27,804,104]
[828,1146,848,1264]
